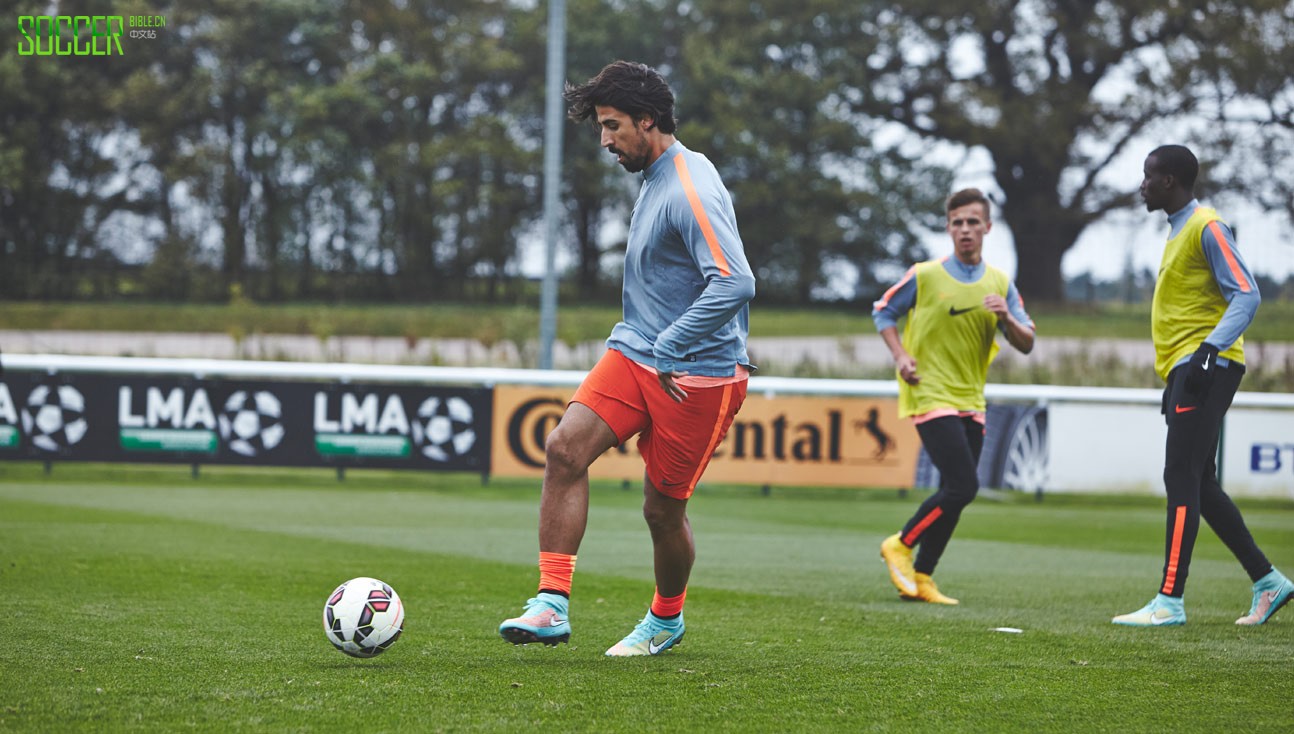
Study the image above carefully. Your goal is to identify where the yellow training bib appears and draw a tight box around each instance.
[898,260,1009,418]
[1151,207,1244,381]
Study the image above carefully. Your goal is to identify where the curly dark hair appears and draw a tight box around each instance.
[564,60,677,134]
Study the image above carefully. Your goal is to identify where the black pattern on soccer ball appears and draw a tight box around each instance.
[21,384,88,452]
[218,390,285,457]
[321,577,405,659]
[410,396,476,462]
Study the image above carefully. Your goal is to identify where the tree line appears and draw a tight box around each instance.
[2,0,1290,305]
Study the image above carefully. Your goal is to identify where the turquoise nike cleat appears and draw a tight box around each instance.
[1236,569,1294,626]
[499,592,571,646]
[605,611,685,657]
[1112,593,1186,627]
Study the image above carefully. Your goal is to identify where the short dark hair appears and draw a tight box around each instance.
[1148,145,1198,190]
[945,188,991,219]
[564,60,677,134]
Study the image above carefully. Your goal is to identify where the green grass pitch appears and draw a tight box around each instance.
[1,462,1291,732]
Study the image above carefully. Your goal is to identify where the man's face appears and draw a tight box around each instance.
[596,105,652,173]
[946,202,991,265]
[1140,154,1172,212]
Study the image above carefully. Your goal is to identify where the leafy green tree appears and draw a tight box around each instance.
[1187,2,1294,228]
[559,0,682,301]
[669,0,950,302]
[10,0,1288,309]
[0,0,155,298]
[841,0,1294,302]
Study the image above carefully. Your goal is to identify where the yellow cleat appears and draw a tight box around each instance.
[880,533,917,597]
[901,573,960,605]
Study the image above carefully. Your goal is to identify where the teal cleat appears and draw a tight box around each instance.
[1236,569,1294,626]
[1112,593,1186,627]
[499,592,571,646]
[605,611,685,657]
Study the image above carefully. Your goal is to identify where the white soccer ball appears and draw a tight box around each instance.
[322,577,405,658]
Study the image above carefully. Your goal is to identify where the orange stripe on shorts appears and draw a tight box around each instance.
[686,383,734,491]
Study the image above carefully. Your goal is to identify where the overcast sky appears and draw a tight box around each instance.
[946,147,1292,283]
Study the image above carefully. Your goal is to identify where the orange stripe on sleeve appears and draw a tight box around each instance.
[874,266,916,312]
[686,383,734,491]
[673,155,730,277]
[1160,506,1187,595]
[1207,220,1252,293]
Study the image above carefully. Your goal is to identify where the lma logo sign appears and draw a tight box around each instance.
[0,382,20,450]
[312,391,476,463]
[116,385,285,456]
[118,385,220,453]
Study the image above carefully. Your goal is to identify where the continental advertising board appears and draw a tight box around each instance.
[0,370,491,471]
[490,385,922,489]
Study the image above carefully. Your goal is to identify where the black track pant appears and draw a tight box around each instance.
[1159,361,1271,597]
[901,415,984,575]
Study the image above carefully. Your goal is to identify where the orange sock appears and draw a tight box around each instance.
[538,552,576,596]
[651,588,687,619]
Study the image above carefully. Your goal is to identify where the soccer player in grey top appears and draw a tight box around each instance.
[499,61,756,656]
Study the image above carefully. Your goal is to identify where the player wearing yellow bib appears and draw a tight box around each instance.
[1112,145,1292,627]
[873,188,1035,604]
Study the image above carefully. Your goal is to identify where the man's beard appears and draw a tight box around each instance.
[612,147,649,173]
[610,131,650,173]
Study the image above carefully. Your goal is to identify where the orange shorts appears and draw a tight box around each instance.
[571,349,747,499]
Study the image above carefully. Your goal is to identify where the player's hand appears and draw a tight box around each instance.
[658,371,689,403]
[983,293,1009,320]
[1183,342,1220,395]
[895,353,920,385]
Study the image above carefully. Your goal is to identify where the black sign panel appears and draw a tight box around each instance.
[0,370,491,471]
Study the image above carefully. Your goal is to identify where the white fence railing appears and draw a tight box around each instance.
[4,353,1291,405]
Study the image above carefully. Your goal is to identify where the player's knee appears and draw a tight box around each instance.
[641,498,684,532]
[945,482,979,510]
[1162,463,1198,490]
[543,431,588,479]
[641,501,664,528]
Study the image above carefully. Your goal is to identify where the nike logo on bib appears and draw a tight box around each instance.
[1174,405,1197,414]
[948,306,976,316]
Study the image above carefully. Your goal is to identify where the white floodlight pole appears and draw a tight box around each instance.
[538,0,566,369]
